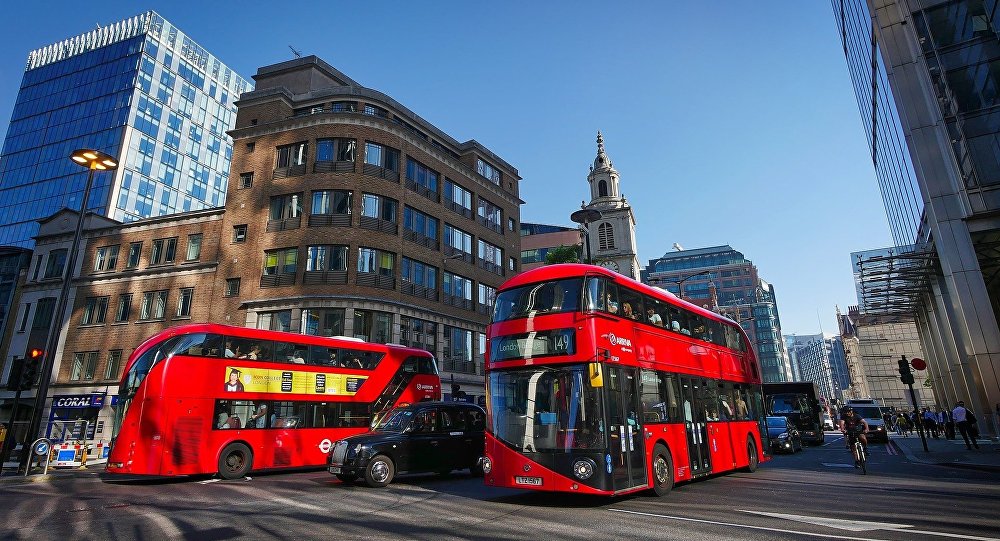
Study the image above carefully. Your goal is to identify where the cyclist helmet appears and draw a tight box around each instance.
[842,406,854,415]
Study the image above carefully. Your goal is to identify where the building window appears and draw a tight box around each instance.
[81,296,109,325]
[444,224,473,255]
[443,326,474,372]
[176,288,194,317]
[258,310,292,332]
[270,193,303,220]
[186,234,202,261]
[598,180,608,197]
[140,290,168,320]
[104,350,123,381]
[94,245,120,272]
[276,142,307,168]
[478,240,503,271]
[406,158,439,192]
[115,294,132,323]
[353,309,393,343]
[70,351,99,381]
[478,283,496,310]
[443,272,473,301]
[17,303,30,332]
[239,172,254,188]
[361,193,398,221]
[150,237,177,265]
[233,225,248,243]
[43,249,67,279]
[357,247,394,276]
[31,255,41,281]
[476,158,502,185]
[316,138,356,162]
[225,278,241,297]
[246,142,255,152]
[509,256,516,272]
[364,142,400,171]
[401,257,438,288]
[399,316,437,351]
[444,179,472,212]
[264,248,298,276]
[311,190,352,215]
[306,245,348,271]
[32,298,55,330]
[598,222,615,250]
[477,198,502,233]
[508,217,516,232]
[126,242,142,269]
[404,206,438,239]
[301,308,345,336]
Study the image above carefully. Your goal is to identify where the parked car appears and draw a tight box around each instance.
[328,401,486,487]
[766,415,803,454]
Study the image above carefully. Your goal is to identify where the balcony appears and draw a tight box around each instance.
[266,216,301,232]
[260,273,296,288]
[359,216,398,235]
[476,215,503,234]
[445,200,474,220]
[401,281,439,301]
[442,293,473,311]
[313,160,355,174]
[443,246,474,264]
[477,259,503,276]
[405,178,440,203]
[303,270,348,285]
[356,271,395,290]
[362,163,399,183]
[308,214,352,228]
[403,229,439,251]
[272,164,306,179]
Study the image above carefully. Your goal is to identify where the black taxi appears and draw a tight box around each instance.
[328,401,486,487]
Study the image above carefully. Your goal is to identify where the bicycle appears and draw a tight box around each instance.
[847,430,868,475]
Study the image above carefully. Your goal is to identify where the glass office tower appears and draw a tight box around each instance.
[0,11,251,248]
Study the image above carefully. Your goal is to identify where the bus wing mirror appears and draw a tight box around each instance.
[588,363,604,387]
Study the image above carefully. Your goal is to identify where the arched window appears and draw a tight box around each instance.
[598,180,608,197]
[598,222,615,250]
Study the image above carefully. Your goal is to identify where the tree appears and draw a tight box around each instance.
[545,245,581,265]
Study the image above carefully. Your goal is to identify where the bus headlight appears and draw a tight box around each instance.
[481,456,492,475]
[572,458,596,480]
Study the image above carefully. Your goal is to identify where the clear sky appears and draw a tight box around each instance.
[0,1,892,336]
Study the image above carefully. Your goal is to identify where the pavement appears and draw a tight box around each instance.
[0,459,103,485]
[890,430,1000,472]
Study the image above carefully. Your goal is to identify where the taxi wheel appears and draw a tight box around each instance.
[218,443,253,480]
[364,455,395,487]
[336,473,358,483]
[651,444,674,497]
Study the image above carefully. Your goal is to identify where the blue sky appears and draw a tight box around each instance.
[0,1,892,336]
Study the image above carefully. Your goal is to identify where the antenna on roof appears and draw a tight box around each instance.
[289,45,302,58]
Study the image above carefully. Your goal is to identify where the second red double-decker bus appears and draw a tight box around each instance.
[106,323,440,479]
[483,264,769,496]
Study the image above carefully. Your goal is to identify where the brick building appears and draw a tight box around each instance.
[8,56,521,444]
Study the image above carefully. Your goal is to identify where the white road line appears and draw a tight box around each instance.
[609,509,1000,541]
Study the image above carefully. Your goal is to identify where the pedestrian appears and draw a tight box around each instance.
[922,407,939,439]
[943,409,955,440]
[952,400,980,450]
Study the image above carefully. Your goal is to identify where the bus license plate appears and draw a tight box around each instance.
[328,466,342,474]
[515,476,542,486]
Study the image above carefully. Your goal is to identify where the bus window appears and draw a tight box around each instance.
[308,345,340,366]
[492,278,583,321]
[584,276,606,311]
[645,297,666,327]
[667,306,690,335]
[618,288,643,321]
[640,370,665,423]
[274,341,309,364]
[691,315,708,342]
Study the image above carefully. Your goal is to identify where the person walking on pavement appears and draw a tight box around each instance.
[952,401,980,450]
[922,407,939,439]
[943,408,955,440]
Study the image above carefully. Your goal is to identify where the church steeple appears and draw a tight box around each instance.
[593,130,613,170]
[583,130,639,279]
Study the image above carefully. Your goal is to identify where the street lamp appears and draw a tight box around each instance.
[20,149,117,469]
[648,269,712,300]
[569,207,602,264]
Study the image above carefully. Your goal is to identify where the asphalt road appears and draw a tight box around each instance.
[2,431,998,540]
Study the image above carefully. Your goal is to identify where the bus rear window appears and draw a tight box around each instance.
[492,278,582,321]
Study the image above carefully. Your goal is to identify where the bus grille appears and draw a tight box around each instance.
[331,441,349,464]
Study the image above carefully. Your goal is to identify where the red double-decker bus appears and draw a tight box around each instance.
[106,323,440,479]
[482,264,769,496]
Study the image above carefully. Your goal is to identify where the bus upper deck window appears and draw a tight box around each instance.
[585,277,607,312]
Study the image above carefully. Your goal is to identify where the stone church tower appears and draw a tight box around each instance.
[582,131,640,279]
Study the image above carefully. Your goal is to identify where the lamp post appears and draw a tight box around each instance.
[569,207,602,264]
[648,269,712,300]
[20,149,117,470]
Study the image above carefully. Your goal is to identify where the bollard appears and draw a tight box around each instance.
[79,444,88,469]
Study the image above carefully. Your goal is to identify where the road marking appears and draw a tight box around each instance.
[886,443,897,456]
[739,510,1000,541]
[197,478,221,484]
[609,509,1000,541]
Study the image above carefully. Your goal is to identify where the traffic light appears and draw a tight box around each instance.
[19,348,43,390]
[898,357,915,385]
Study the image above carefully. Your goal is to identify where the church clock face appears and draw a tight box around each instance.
[599,260,620,272]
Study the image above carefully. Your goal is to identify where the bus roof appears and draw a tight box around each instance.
[498,263,737,326]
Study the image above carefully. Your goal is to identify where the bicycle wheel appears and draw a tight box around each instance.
[856,443,867,475]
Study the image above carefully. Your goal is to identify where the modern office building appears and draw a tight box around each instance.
[519,222,582,271]
[834,0,1000,436]
[0,11,251,248]
[784,333,850,404]
[643,245,793,382]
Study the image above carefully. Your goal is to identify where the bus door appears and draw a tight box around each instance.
[680,377,712,476]
[605,366,646,491]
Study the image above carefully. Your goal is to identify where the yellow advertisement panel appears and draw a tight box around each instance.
[224,366,368,396]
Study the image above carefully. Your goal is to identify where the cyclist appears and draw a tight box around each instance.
[839,406,870,467]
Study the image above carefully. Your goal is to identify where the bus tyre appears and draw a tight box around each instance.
[218,443,253,480]
[742,438,759,473]
[651,444,674,497]
[364,455,395,487]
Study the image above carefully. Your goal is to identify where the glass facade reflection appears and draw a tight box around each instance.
[0,11,250,248]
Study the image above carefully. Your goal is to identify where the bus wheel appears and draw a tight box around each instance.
[364,455,395,487]
[218,443,253,480]
[336,473,358,484]
[651,444,674,497]
[742,438,759,473]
